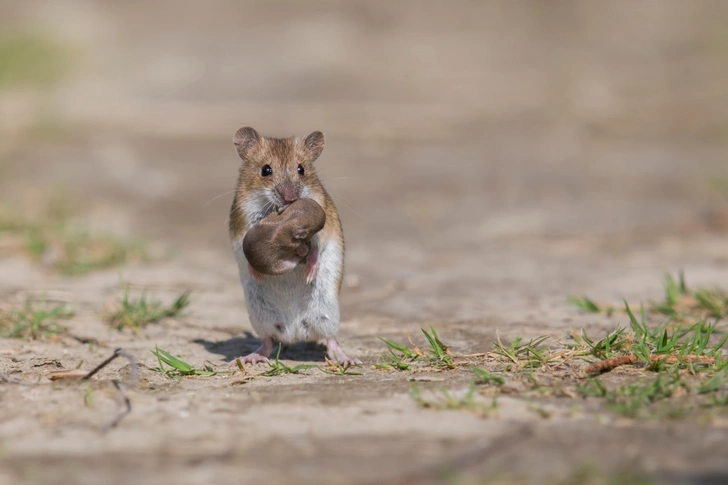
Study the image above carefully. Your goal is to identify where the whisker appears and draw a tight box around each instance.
[313,163,346,176]
[226,193,275,228]
[321,176,360,186]
[204,190,236,207]
[320,175,360,181]
[260,201,274,215]
[332,194,362,220]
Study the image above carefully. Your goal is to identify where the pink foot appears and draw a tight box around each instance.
[326,338,362,366]
[248,263,264,281]
[232,337,273,366]
[305,245,319,285]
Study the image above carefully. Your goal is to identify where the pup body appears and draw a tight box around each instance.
[243,198,326,276]
[229,127,359,365]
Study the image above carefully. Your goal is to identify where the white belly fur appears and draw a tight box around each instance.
[234,235,342,344]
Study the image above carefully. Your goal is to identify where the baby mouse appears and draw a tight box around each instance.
[243,197,326,277]
[229,127,361,365]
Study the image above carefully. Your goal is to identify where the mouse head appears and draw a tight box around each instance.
[234,127,325,213]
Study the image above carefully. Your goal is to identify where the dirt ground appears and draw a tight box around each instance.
[2,2,728,484]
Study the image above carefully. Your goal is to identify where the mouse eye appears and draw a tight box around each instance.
[297,164,305,176]
[261,165,272,177]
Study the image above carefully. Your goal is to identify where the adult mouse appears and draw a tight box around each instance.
[229,127,361,366]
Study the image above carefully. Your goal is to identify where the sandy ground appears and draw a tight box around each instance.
[2,2,728,484]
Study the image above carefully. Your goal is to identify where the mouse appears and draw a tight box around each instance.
[242,197,326,277]
[228,126,361,366]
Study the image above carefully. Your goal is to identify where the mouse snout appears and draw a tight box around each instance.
[275,182,300,204]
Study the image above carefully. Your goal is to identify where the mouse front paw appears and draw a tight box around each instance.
[304,245,319,285]
[305,261,319,285]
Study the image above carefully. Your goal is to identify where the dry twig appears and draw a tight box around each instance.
[1,348,138,429]
[83,348,138,430]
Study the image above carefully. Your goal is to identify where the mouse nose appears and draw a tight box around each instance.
[275,183,299,204]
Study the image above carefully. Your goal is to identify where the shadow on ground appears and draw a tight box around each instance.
[194,333,330,362]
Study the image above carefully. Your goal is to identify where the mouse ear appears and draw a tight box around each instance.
[233,127,260,160]
[304,131,325,162]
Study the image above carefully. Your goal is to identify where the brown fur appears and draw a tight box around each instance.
[229,128,345,291]
[242,198,326,275]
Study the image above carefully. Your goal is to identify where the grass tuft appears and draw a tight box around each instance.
[622,300,726,367]
[151,346,216,379]
[263,344,316,376]
[0,198,147,276]
[650,273,727,322]
[377,325,455,371]
[576,368,723,419]
[0,299,73,339]
[0,32,71,87]
[394,274,728,422]
[422,325,455,368]
[694,288,728,320]
[110,284,190,332]
[410,383,497,417]
[492,334,552,369]
[570,272,728,323]
[576,326,629,360]
[472,367,505,386]
[321,356,363,375]
[377,336,420,370]
[36,230,146,276]
[567,295,602,313]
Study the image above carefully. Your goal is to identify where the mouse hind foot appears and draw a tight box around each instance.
[232,336,274,366]
[326,338,362,366]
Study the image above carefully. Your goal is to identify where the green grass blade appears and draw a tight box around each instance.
[152,347,194,373]
[473,367,505,385]
[568,295,601,313]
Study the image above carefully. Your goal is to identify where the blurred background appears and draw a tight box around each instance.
[0,0,728,326]
[2,0,728,317]
[2,0,728,315]
[3,2,728,484]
